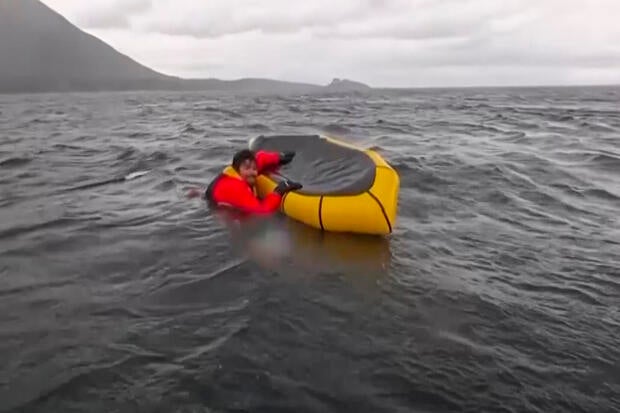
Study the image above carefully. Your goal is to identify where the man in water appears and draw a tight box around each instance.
[187,149,302,214]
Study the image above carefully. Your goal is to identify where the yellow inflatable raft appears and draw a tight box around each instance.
[249,134,399,236]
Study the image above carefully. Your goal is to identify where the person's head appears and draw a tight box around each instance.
[232,149,258,186]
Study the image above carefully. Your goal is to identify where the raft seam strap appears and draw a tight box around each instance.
[280,192,289,213]
[367,190,392,233]
[318,196,325,231]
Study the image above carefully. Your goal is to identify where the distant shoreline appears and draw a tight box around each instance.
[1,83,619,97]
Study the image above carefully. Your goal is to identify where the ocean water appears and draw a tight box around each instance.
[0,87,619,412]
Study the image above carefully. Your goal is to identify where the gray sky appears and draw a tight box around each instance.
[43,0,620,87]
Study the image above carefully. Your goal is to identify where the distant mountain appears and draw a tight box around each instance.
[0,0,180,93]
[179,78,324,94]
[326,78,372,92]
[0,0,371,94]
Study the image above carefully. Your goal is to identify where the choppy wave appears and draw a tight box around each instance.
[0,86,619,413]
[0,156,32,168]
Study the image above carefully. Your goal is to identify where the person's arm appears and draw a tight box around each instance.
[255,150,296,174]
[215,179,282,214]
[255,150,281,174]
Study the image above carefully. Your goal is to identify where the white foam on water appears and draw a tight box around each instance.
[124,170,150,180]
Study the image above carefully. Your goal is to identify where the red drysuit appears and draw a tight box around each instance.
[205,150,283,214]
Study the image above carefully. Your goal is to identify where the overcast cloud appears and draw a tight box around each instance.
[43,0,620,87]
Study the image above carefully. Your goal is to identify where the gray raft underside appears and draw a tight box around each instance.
[249,134,376,196]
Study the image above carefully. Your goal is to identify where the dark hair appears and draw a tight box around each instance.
[232,149,256,170]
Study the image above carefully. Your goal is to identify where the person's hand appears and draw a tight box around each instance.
[279,151,296,165]
[187,187,205,199]
[274,179,302,195]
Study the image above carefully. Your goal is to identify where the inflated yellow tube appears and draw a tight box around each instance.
[251,134,400,236]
